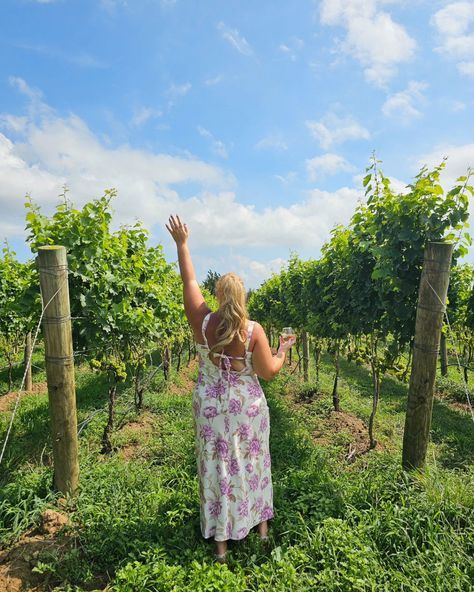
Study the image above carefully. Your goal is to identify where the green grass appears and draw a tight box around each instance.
[0,354,473,591]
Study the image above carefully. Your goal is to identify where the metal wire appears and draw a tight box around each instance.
[0,275,69,465]
[425,278,474,424]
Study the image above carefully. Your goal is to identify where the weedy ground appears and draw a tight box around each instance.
[0,348,473,591]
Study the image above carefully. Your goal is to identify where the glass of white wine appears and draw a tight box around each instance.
[281,327,296,344]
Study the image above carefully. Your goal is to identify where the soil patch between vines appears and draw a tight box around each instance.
[0,510,70,592]
[0,383,48,413]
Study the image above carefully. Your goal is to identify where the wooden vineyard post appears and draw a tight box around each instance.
[24,331,33,391]
[302,330,309,382]
[38,246,79,495]
[402,242,453,471]
[440,333,448,377]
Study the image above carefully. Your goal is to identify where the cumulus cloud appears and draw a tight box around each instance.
[0,79,364,274]
[305,153,356,181]
[231,255,287,287]
[432,1,474,77]
[416,143,474,244]
[382,81,428,122]
[306,112,370,150]
[217,22,253,56]
[0,95,233,243]
[182,186,362,249]
[417,143,474,187]
[319,0,416,86]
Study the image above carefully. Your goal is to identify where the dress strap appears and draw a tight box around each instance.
[201,312,212,347]
[245,320,255,352]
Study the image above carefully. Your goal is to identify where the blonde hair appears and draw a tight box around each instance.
[211,273,248,355]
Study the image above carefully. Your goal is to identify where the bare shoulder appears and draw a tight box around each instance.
[248,321,266,350]
[190,306,212,342]
[250,321,264,335]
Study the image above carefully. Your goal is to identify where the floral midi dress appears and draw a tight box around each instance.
[192,312,274,542]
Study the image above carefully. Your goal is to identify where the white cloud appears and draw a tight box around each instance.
[197,126,228,159]
[0,107,361,250]
[217,22,253,56]
[382,81,428,122]
[416,143,474,240]
[306,112,370,149]
[0,91,233,243]
[451,100,467,112]
[204,75,223,86]
[320,0,416,86]
[9,76,42,101]
[0,114,29,133]
[458,61,474,76]
[130,107,163,127]
[306,153,356,181]
[167,82,191,98]
[353,171,409,195]
[100,0,127,13]
[165,82,192,110]
[231,255,287,288]
[14,42,108,69]
[182,186,362,250]
[1,79,368,282]
[432,2,474,77]
[275,171,297,184]
[278,37,304,61]
[254,134,288,152]
[417,143,474,187]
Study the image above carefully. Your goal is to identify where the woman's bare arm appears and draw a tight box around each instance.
[251,323,296,381]
[166,215,210,331]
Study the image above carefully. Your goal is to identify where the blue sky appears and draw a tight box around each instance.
[1,0,473,286]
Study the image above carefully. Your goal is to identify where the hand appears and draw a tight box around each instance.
[166,214,189,246]
[278,334,296,354]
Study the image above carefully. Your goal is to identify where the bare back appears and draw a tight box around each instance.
[191,311,277,380]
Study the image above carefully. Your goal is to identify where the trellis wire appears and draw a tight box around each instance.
[426,278,474,424]
[0,275,69,466]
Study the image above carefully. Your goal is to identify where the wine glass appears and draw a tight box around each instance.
[281,327,296,344]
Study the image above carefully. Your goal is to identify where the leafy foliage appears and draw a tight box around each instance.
[24,189,188,447]
[0,243,39,388]
[201,270,221,297]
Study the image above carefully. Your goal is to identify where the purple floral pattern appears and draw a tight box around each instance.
[193,315,273,542]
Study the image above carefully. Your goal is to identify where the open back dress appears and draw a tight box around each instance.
[192,312,274,542]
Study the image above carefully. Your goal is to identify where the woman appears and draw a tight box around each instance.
[166,215,296,562]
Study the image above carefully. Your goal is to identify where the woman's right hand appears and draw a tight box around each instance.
[166,214,189,246]
[278,334,296,354]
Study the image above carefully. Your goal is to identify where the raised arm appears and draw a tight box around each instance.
[251,323,296,381]
[166,215,210,329]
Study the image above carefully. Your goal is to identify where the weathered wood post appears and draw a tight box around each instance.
[302,330,309,382]
[332,340,340,412]
[24,331,33,391]
[402,242,453,470]
[440,332,448,376]
[38,246,79,494]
